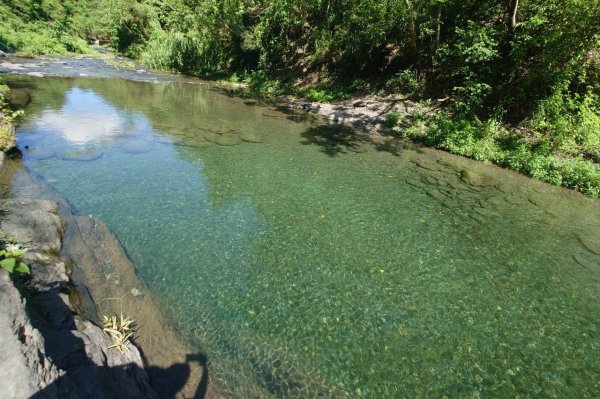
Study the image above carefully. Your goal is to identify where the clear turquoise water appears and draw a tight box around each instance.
[10,76,600,398]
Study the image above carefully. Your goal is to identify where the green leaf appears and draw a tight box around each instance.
[14,262,30,274]
[0,258,16,273]
[11,249,26,257]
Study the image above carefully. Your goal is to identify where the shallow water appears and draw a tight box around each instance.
[7,75,600,398]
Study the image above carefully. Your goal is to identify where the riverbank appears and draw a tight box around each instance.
[0,159,217,398]
[0,196,157,398]
[2,50,599,197]
[0,85,216,398]
[227,79,600,197]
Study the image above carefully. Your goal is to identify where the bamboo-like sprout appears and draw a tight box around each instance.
[102,313,135,353]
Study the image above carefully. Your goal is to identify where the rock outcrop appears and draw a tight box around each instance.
[0,198,159,399]
[0,268,62,399]
[0,165,215,399]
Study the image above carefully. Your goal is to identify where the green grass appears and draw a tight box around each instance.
[295,84,351,103]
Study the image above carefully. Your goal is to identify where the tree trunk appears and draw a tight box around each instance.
[404,0,418,61]
[433,6,441,56]
[508,0,518,33]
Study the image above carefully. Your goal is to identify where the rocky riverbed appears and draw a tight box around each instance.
[283,94,416,132]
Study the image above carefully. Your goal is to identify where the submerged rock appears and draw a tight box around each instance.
[413,159,439,171]
[203,132,219,143]
[192,139,214,148]
[425,189,446,201]
[8,88,31,107]
[62,148,104,162]
[572,251,600,270]
[122,140,153,154]
[70,215,207,398]
[576,233,600,255]
[216,134,242,146]
[240,133,264,143]
[25,147,55,160]
[460,169,497,187]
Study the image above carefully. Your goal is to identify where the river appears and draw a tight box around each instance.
[3,56,600,398]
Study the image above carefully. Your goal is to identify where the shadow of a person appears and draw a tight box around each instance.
[146,353,209,399]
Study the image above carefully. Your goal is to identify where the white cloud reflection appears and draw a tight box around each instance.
[32,87,124,145]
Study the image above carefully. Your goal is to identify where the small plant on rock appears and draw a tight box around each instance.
[0,242,30,275]
[102,313,135,353]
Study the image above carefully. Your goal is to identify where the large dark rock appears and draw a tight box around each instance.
[2,169,216,398]
[0,199,159,399]
[0,269,63,399]
[0,199,62,253]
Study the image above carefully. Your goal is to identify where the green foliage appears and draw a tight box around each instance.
[528,88,600,158]
[385,70,419,95]
[296,85,350,103]
[382,112,401,129]
[234,72,280,95]
[408,111,600,196]
[0,242,30,276]
[0,0,90,55]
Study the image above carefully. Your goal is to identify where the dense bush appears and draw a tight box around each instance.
[0,0,90,55]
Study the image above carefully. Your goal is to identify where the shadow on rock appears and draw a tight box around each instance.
[22,273,209,399]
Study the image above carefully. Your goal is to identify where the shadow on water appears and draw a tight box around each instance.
[300,124,405,157]
[21,276,208,399]
[147,354,208,399]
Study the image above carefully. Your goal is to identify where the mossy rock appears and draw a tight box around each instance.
[460,169,497,187]
[240,133,264,143]
[215,134,242,146]
[14,51,37,59]
[8,88,31,107]
[0,117,16,151]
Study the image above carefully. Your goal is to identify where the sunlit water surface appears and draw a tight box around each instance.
[8,76,600,398]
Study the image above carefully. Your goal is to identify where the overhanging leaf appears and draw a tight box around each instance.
[0,257,16,273]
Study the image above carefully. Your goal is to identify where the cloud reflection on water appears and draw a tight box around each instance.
[32,87,125,145]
